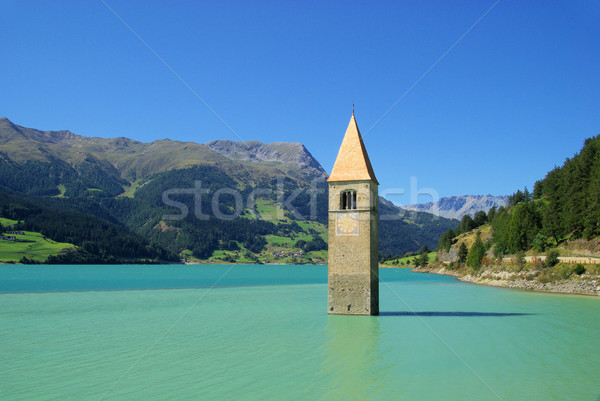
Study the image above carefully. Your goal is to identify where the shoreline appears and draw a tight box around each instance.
[412,265,600,297]
[4,261,599,298]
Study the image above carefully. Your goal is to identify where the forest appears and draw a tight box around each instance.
[0,192,175,264]
[0,151,458,262]
[438,134,600,262]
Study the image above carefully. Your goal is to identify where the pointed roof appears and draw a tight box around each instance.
[327,114,378,184]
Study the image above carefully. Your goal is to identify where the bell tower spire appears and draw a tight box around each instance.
[327,114,378,184]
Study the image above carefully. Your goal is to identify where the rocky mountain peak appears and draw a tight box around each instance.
[403,194,509,220]
[206,139,326,178]
[0,117,328,183]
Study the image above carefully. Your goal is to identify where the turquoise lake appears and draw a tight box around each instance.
[1,265,599,400]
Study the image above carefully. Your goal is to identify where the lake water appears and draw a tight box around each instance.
[1,265,599,401]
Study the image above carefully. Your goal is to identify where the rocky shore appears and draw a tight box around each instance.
[412,265,600,297]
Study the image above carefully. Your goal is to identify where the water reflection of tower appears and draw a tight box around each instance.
[321,316,388,399]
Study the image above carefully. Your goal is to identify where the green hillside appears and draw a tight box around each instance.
[0,117,458,263]
[436,134,600,274]
[0,117,325,188]
[0,192,174,263]
[0,230,75,263]
[0,217,75,263]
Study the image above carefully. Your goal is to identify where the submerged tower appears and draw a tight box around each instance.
[327,113,379,315]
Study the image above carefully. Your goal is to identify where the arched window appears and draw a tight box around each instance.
[340,190,357,210]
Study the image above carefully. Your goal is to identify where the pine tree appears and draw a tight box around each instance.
[473,210,487,227]
[437,229,455,252]
[543,200,563,245]
[417,252,429,267]
[418,245,430,254]
[545,249,559,268]
[458,242,468,264]
[467,234,486,269]
[532,232,548,252]
[487,206,497,223]
[460,215,476,233]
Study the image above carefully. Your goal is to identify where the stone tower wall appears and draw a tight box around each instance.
[328,181,379,315]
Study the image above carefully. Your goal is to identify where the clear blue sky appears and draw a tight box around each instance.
[2,1,599,205]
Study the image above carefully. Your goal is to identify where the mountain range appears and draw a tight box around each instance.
[404,195,509,220]
[0,117,325,186]
[0,117,458,263]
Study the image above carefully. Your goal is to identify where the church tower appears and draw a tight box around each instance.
[327,113,379,315]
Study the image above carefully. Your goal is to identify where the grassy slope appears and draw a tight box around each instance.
[180,199,329,264]
[0,217,18,226]
[449,224,599,260]
[0,231,75,263]
[253,198,290,222]
[0,217,76,263]
[381,252,436,266]
[185,232,329,265]
[453,225,492,250]
[431,224,600,289]
[119,179,145,198]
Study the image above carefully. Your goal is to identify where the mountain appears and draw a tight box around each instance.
[378,198,460,257]
[403,195,509,220]
[0,117,458,263]
[206,140,325,180]
[0,117,326,186]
